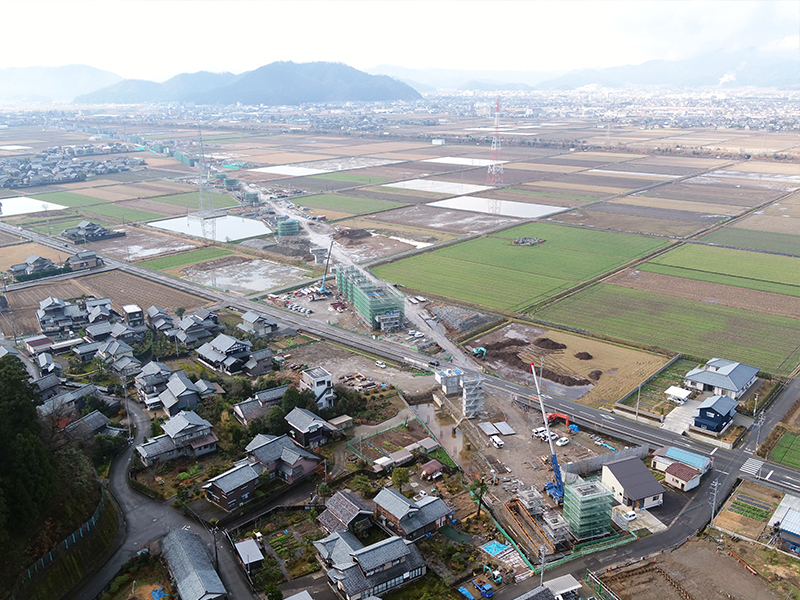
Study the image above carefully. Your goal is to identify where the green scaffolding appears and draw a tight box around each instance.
[563,478,613,541]
[336,266,404,330]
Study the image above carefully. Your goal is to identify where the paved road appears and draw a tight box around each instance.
[72,402,257,600]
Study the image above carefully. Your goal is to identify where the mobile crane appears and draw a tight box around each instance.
[530,363,564,504]
[319,239,334,295]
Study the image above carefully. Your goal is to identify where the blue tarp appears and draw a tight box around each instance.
[481,540,510,556]
[151,588,167,600]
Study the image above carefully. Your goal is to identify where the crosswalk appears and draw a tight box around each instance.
[740,458,764,476]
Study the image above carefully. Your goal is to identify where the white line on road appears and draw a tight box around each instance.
[766,470,774,480]
[600,414,615,420]
[716,470,729,475]
[710,447,718,455]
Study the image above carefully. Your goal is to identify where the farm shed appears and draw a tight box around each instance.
[162,529,227,600]
[602,457,664,509]
[234,538,264,572]
[420,459,444,480]
[328,414,354,430]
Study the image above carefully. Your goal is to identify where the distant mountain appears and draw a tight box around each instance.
[0,65,123,103]
[75,61,421,105]
[534,49,800,90]
[368,65,562,91]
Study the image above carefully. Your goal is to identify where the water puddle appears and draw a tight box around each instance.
[149,215,272,241]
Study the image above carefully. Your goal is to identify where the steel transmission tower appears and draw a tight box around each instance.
[196,126,216,243]
[486,97,504,186]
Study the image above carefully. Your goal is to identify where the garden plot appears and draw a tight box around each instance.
[428,196,564,219]
[384,179,492,196]
[0,196,67,216]
[181,256,309,294]
[713,480,782,541]
[470,321,668,405]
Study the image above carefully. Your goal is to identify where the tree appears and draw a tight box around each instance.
[90,434,128,466]
[317,483,331,499]
[392,467,409,494]
[470,477,489,518]
[264,582,282,600]
[175,307,186,318]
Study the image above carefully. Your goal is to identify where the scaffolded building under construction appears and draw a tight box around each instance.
[335,266,405,332]
[563,478,612,541]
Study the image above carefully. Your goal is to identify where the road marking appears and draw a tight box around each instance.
[600,414,615,420]
[710,448,718,455]
[766,470,774,480]
[740,458,764,476]
[715,470,729,475]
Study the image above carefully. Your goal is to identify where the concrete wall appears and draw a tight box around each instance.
[562,445,649,482]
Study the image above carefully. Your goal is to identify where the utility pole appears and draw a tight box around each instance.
[539,547,546,587]
[755,411,766,455]
[709,479,720,526]
[212,528,219,569]
[635,384,641,422]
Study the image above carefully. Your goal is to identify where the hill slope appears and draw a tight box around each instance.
[0,65,123,103]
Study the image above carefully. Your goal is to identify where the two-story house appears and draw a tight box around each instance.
[693,395,738,433]
[373,487,454,541]
[136,411,218,466]
[173,310,223,346]
[236,310,278,338]
[122,304,144,328]
[146,306,175,332]
[232,384,290,426]
[196,333,253,374]
[314,533,425,600]
[203,462,261,511]
[319,491,373,534]
[246,433,320,484]
[67,250,102,271]
[158,370,201,417]
[285,406,337,448]
[300,366,336,409]
[135,361,173,407]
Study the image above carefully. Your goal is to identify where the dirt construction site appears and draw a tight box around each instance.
[598,536,785,600]
[470,322,668,406]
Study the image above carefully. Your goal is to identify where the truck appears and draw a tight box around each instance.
[472,578,494,598]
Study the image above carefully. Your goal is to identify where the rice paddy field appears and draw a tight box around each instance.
[138,246,232,271]
[700,228,800,256]
[372,223,668,312]
[769,433,800,469]
[298,193,405,217]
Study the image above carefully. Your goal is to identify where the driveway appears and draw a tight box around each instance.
[661,398,702,434]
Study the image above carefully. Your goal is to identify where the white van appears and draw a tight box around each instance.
[490,435,504,449]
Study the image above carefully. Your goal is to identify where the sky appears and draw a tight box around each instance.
[2,0,798,81]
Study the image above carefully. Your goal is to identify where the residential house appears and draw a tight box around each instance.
[8,254,55,278]
[85,297,112,323]
[64,409,114,441]
[136,411,217,466]
[110,322,142,343]
[242,347,273,377]
[778,508,800,552]
[684,358,759,400]
[161,529,228,600]
[61,221,121,243]
[236,311,277,338]
[420,459,444,480]
[373,487,454,540]
[36,297,88,336]
[662,462,702,492]
[37,352,62,376]
[246,433,320,484]
[601,457,665,510]
[37,384,97,420]
[135,361,173,407]
[73,341,103,362]
[651,446,711,492]
[693,395,738,433]
[67,250,102,271]
[122,304,144,328]
[203,462,261,510]
[300,366,336,409]
[285,406,337,448]
[85,321,114,342]
[146,306,175,332]
[96,339,141,376]
[159,370,201,417]
[232,384,290,426]
[319,490,372,534]
[25,334,54,355]
[314,532,425,600]
[196,333,252,374]
[173,310,223,347]
[31,373,60,401]
[0,347,19,360]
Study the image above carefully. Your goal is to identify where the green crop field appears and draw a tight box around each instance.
[139,247,231,271]
[769,433,800,469]
[152,192,238,210]
[31,191,103,207]
[700,228,800,257]
[537,284,800,375]
[300,194,405,216]
[29,217,111,235]
[649,244,800,288]
[83,203,168,222]
[311,172,392,184]
[373,223,668,312]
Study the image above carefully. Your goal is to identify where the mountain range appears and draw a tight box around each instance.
[371,48,799,91]
[74,62,421,105]
[0,65,122,103]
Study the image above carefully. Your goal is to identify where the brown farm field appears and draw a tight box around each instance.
[88,227,202,261]
[713,480,782,541]
[549,208,706,237]
[0,231,22,246]
[3,270,210,336]
[607,269,800,319]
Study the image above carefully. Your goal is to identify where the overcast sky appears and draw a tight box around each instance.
[2,0,798,81]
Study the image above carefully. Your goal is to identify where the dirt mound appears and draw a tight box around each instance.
[480,340,591,386]
[588,370,602,381]
[534,337,567,351]
[575,352,593,360]
[337,228,371,240]
[542,368,591,387]
[185,255,250,272]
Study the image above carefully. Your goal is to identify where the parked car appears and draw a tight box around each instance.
[623,511,637,521]
[556,437,570,447]
[532,427,547,438]
[375,361,386,369]
[548,432,559,441]
[428,360,440,367]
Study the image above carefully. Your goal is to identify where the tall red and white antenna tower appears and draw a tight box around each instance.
[486,97,504,185]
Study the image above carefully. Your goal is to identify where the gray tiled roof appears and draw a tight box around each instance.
[136,433,176,459]
[162,411,212,439]
[399,495,453,536]
[685,359,758,393]
[31,372,60,392]
[313,530,361,567]
[205,463,259,494]
[245,433,277,452]
[319,490,372,532]
[162,529,227,600]
[65,409,110,439]
[696,394,738,417]
[249,434,318,466]
[352,536,409,571]
[374,487,414,521]
[285,406,329,434]
[85,321,113,338]
[604,457,665,501]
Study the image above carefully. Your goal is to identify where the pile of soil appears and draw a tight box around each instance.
[481,339,591,387]
[542,368,591,387]
[337,228,371,240]
[534,337,567,351]
[575,352,593,360]
[185,255,250,272]
[588,370,603,381]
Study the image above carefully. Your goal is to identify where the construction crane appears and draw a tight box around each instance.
[530,363,564,504]
[319,239,334,295]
